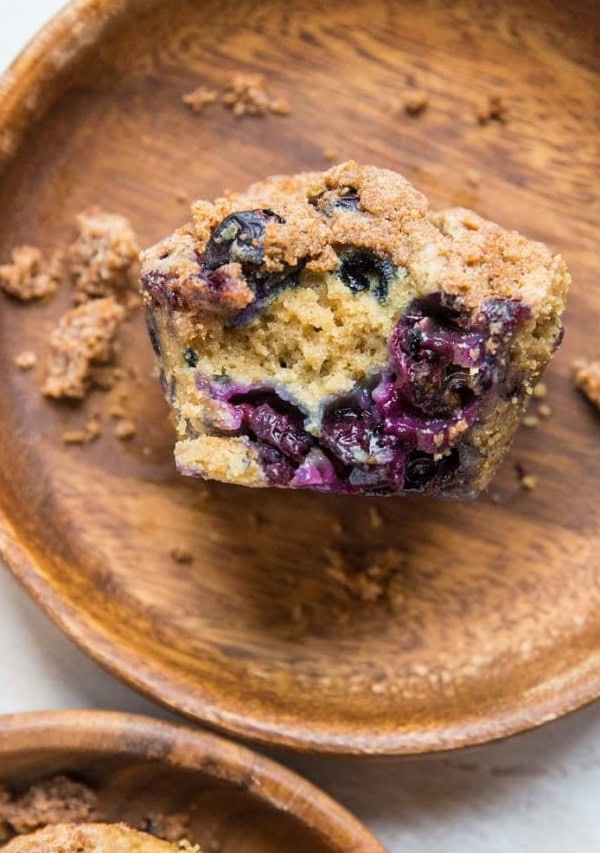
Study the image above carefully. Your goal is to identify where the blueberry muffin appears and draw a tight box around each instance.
[2,822,197,851]
[140,162,569,497]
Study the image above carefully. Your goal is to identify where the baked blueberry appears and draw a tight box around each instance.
[339,251,395,303]
[204,209,283,271]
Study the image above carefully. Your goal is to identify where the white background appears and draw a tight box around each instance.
[1,4,600,851]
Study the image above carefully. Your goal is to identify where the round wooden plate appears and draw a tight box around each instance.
[0,0,599,756]
[0,711,383,851]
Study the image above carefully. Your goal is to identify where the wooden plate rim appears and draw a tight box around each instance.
[0,710,385,853]
[0,0,599,757]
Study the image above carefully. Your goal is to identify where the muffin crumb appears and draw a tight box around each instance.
[107,403,128,419]
[247,511,263,528]
[222,72,290,118]
[323,148,339,162]
[14,350,37,370]
[170,546,194,564]
[537,403,552,419]
[465,168,480,188]
[43,297,125,400]
[63,418,101,445]
[0,246,60,301]
[573,359,600,409]
[532,382,547,399]
[403,91,429,116]
[325,547,403,603]
[521,474,538,491]
[182,85,219,114]
[522,415,539,428]
[515,462,537,491]
[63,207,139,304]
[368,506,383,530]
[477,93,508,124]
[114,418,137,440]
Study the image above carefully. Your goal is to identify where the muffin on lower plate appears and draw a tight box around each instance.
[141,161,569,498]
[3,822,198,851]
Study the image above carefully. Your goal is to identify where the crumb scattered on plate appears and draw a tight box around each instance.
[477,93,508,124]
[63,418,102,445]
[403,91,429,116]
[537,403,552,419]
[182,85,219,114]
[323,148,339,162]
[3,209,141,452]
[43,297,125,400]
[368,506,383,530]
[464,168,480,188]
[113,418,137,440]
[515,462,537,492]
[532,382,547,399]
[222,72,290,118]
[0,245,60,301]
[573,359,600,409]
[522,414,539,428]
[325,546,403,604]
[14,350,37,370]
[169,546,194,564]
[64,207,140,305]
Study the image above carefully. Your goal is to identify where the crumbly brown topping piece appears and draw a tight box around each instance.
[0,245,60,301]
[477,94,509,125]
[403,91,429,116]
[43,297,125,399]
[170,546,194,564]
[222,72,290,118]
[325,547,404,604]
[14,350,37,370]
[323,148,339,162]
[145,161,568,325]
[113,418,137,440]
[0,776,98,835]
[515,462,538,492]
[182,85,219,114]
[537,403,552,419]
[62,207,139,304]
[63,419,102,445]
[573,359,600,409]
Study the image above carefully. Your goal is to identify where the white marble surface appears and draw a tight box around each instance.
[1,5,600,851]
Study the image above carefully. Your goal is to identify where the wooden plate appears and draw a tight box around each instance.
[0,0,599,756]
[0,711,383,851]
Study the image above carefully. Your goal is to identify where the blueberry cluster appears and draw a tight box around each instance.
[192,294,528,495]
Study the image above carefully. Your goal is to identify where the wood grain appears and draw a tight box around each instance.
[0,711,383,852]
[0,0,598,755]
